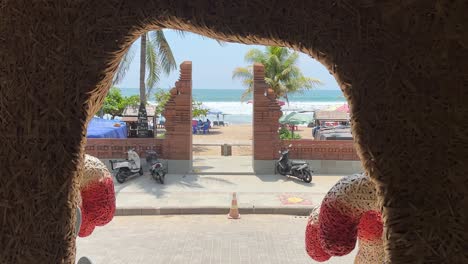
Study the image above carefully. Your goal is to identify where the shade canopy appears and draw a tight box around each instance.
[325,103,349,113]
[208,108,223,115]
[279,112,313,125]
[335,103,349,113]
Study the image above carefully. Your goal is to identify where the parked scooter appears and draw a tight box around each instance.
[110,148,143,183]
[146,150,166,184]
[276,144,313,183]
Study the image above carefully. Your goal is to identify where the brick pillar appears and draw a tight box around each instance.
[163,61,192,173]
[252,63,282,174]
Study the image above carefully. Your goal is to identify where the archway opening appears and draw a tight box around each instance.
[79,27,366,262]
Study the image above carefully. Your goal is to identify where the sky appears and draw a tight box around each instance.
[116,30,339,90]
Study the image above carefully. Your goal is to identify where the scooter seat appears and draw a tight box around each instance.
[291,160,307,165]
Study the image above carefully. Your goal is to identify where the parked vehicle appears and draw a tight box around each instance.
[276,144,313,183]
[146,150,166,184]
[110,149,143,183]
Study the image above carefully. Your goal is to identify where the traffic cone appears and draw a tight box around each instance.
[228,192,241,219]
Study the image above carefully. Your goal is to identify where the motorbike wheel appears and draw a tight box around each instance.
[139,167,144,176]
[159,173,165,184]
[115,169,127,184]
[302,170,312,183]
[276,163,285,175]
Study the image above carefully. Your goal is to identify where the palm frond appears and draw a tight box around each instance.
[145,37,161,97]
[113,47,135,85]
[240,86,253,101]
[244,49,266,64]
[152,30,177,75]
[232,67,253,81]
[283,52,299,68]
[233,46,323,102]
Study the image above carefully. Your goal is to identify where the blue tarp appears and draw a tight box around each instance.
[87,117,127,138]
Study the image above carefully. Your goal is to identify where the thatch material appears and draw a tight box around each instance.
[0,1,466,263]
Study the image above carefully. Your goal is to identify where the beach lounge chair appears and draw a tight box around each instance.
[219,121,225,126]
[213,121,219,126]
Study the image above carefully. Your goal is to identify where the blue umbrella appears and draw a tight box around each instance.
[208,108,223,115]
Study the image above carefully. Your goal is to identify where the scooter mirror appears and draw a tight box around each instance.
[288,144,292,147]
[278,150,281,154]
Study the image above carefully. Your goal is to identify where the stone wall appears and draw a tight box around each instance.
[85,138,164,159]
[281,140,360,161]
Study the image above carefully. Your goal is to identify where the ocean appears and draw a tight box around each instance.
[119,88,346,124]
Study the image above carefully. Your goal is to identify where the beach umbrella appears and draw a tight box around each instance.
[207,108,226,122]
[208,108,223,115]
[279,112,313,125]
[335,103,349,113]
[325,103,349,113]
[279,112,313,137]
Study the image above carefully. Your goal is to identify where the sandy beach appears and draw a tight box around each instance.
[191,124,313,156]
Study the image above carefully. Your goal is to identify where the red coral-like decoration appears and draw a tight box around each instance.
[79,176,115,237]
[358,211,383,241]
[305,221,331,262]
[319,201,358,256]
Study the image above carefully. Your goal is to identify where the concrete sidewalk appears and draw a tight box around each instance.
[113,172,344,216]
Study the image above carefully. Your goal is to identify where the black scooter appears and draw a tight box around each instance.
[146,150,167,184]
[276,144,313,183]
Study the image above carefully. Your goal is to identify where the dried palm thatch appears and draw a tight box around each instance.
[0,0,466,263]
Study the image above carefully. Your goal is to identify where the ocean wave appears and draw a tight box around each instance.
[202,101,346,115]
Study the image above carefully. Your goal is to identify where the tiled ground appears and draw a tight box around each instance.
[77,215,356,264]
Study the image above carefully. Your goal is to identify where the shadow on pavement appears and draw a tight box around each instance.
[254,174,316,187]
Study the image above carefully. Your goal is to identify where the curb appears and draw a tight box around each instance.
[115,206,313,216]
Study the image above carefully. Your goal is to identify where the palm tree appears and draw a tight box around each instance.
[232,46,322,103]
[113,30,178,104]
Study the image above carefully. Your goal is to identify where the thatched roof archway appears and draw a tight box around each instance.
[0,1,466,263]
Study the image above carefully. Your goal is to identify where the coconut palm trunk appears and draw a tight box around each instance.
[139,33,147,104]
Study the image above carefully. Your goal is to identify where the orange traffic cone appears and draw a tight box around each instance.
[228,192,241,219]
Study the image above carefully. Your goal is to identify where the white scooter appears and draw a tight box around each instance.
[110,149,143,183]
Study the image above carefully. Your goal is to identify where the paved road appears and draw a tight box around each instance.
[77,215,356,264]
[112,174,343,214]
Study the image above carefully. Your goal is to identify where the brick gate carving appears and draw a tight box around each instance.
[163,61,193,173]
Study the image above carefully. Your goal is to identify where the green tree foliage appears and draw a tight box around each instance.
[154,88,172,116]
[102,87,139,119]
[232,46,323,103]
[279,126,301,140]
[154,89,209,119]
[192,100,209,118]
[113,30,179,104]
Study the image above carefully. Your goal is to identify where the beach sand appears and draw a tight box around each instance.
[191,124,313,156]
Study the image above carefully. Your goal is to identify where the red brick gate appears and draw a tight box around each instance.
[252,63,283,173]
[162,61,193,173]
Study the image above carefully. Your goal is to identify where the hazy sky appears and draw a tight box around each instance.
[116,30,339,90]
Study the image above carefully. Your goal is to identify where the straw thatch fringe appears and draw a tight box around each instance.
[0,0,467,263]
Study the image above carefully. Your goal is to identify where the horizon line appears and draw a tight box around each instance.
[115,87,340,90]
